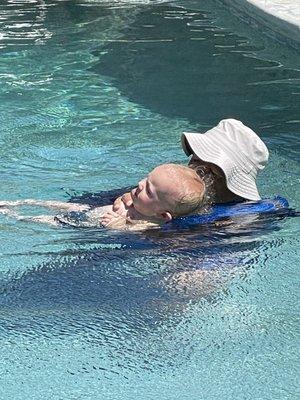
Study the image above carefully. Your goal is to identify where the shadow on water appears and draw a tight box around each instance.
[0,208,294,342]
[92,3,300,148]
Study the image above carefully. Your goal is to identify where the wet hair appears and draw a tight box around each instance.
[189,160,243,204]
[188,162,218,204]
[157,164,207,217]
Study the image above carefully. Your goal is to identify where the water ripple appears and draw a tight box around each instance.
[0,1,298,398]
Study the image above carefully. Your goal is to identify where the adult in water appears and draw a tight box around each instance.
[114,119,269,211]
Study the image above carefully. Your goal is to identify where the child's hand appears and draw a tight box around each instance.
[113,192,133,212]
[101,210,127,229]
[112,197,127,216]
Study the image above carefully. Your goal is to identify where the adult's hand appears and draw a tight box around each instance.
[113,192,133,212]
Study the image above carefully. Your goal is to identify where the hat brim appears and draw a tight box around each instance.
[182,132,261,201]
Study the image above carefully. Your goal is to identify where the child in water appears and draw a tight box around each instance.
[114,119,269,211]
[0,164,205,231]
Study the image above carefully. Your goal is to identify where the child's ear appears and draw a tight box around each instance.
[158,211,172,222]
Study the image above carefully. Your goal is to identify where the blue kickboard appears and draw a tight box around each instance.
[163,196,290,230]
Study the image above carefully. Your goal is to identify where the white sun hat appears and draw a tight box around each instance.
[181,119,269,201]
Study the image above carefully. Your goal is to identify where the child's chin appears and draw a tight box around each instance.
[134,205,150,217]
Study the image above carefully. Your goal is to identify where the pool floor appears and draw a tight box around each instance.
[0,1,299,399]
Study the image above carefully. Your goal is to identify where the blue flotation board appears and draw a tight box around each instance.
[163,196,291,231]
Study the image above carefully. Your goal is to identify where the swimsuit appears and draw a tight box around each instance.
[54,205,112,228]
[54,211,95,228]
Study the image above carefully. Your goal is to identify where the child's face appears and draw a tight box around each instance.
[130,165,178,218]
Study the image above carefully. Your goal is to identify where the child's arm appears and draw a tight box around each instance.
[0,199,90,212]
[0,207,59,226]
[101,210,159,231]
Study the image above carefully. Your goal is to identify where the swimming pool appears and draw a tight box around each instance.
[0,1,299,399]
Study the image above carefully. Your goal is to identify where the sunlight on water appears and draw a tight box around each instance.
[0,1,299,399]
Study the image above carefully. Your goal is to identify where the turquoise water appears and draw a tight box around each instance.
[0,1,299,399]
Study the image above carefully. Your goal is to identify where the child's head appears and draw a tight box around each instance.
[131,163,205,221]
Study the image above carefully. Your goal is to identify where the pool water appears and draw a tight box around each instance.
[0,1,299,399]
